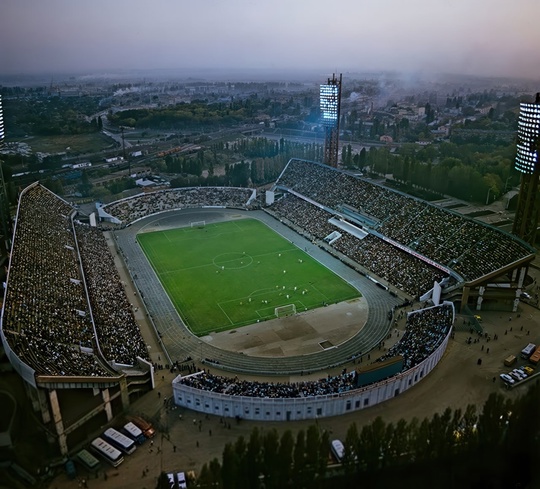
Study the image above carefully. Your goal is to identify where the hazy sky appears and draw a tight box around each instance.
[2,0,539,79]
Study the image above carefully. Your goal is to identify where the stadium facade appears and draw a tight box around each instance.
[512,93,540,245]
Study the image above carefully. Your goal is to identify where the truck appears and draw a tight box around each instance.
[528,347,540,365]
[128,416,155,439]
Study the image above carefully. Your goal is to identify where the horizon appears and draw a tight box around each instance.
[2,0,540,81]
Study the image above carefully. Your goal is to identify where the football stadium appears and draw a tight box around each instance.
[1,158,535,453]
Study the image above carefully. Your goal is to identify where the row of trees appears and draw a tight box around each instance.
[179,383,539,489]
[3,94,101,137]
[341,136,516,203]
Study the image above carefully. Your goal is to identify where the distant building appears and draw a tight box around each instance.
[512,93,540,245]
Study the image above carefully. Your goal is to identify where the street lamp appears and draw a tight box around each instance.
[486,187,494,205]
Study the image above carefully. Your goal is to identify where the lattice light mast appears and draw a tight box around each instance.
[0,94,11,253]
[512,93,540,245]
[320,73,342,167]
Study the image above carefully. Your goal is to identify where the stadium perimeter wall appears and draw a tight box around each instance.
[171,325,452,421]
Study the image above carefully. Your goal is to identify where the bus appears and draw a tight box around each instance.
[123,421,146,445]
[75,449,100,471]
[521,343,536,359]
[90,437,124,467]
[103,427,137,455]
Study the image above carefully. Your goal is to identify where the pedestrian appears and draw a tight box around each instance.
[150,440,154,447]
[173,445,176,453]
[209,429,212,436]
[196,440,199,447]
[486,348,490,354]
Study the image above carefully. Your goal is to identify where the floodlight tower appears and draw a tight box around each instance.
[512,93,540,245]
[320,73,342,167]
[0,94,11,254]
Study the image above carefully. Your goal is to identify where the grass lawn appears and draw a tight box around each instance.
[27,132,114,154]
[137,219,360,335]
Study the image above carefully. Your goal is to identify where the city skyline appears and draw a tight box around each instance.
[1,0,540,80]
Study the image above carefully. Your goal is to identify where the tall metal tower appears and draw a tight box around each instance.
[0,94,12,254]
[512,93,540,245]
[320,73,342,167]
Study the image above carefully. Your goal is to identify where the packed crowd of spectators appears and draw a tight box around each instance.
[275,159,533,282]
[269,194,445,296]
[2,184,113,377]
[103,187,255,224]
[75,223,149,365]
[179,369,358,398]
[178,304,453,399]
[378,303,453,370]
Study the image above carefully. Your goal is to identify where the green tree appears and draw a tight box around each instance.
[305,425,321,483]
[77,170,93,197]
[222,442,241,489]
[262,429,281,488]
[275,430,293,488]
[245,428,263,488]
[343,422,359,473]
[293,430,306,485]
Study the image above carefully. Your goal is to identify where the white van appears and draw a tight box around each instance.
[330,439,345,462]
[177,471,187,488]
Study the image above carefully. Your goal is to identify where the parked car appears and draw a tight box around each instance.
[523,366,534,376]
[500,373,515,384]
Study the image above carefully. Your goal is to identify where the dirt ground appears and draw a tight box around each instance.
[47,297,540,489]
[203,297,368,357]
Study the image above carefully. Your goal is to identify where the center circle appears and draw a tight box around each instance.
[213,252,253,270]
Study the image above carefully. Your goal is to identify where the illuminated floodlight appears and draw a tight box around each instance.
[320,84,339,126]
[0,95,4,145]
[515,97,540,174]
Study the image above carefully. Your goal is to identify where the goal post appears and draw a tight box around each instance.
[190,220,206,229]
[275,304,296,318]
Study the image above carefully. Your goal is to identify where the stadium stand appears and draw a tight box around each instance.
[0,183,155,456]
[102,187,256,224]
[176,304,453,399]
[75,223,149,365]
[272,159,534,286]
[1,184,114,377]
[269,194,446,296]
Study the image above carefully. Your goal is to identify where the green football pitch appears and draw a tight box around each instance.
[137,219,360,336]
